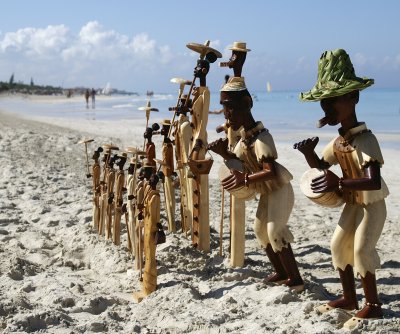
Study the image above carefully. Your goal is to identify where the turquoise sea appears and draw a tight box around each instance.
[1,88,399,146]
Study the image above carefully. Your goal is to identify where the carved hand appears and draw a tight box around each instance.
[221,169,245,191]
[207,138,233,160]
[293,137,319,157]
[311,169,340,193]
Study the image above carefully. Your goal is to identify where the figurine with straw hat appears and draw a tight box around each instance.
[294,49,389,329]
[208,70,304,291]
[186,40,222,252]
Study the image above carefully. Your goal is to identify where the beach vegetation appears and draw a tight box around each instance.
[0,79,63,95]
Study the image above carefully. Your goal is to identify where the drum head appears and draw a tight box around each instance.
[218,162,255,200]
[300,168,324,199]
[300,168,344,208]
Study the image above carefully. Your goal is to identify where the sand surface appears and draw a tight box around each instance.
[0,106,399,333]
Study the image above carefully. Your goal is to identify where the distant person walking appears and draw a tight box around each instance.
[85,89,90,108]
[91,88,96,109]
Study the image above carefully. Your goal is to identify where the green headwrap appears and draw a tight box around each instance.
[300,49,374,102]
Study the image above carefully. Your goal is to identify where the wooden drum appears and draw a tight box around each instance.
[218,159,256,201]
[300,168,344,208]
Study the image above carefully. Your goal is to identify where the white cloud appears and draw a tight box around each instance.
[0,21,178,89]
[0,25,69,57]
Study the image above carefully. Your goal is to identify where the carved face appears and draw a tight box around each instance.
[194,59,209,78]
[320,93,356,126]
[220,91,247,131]
[143,127,152,139]
[149,173,159,187]
[160,124,170,136]
[228,51,246,70]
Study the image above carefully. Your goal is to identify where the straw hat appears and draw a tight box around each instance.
[186,41,222,59]
[102,143,119,151]
[300,49,374,101]
[160,119,171,126]
[229,41,251,53]
[125,146,146,155]
[77,138,94,144]
[170,77,191,85]
[221,77,247,92]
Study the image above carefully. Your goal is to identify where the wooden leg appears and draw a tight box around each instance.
[230,196,245,267]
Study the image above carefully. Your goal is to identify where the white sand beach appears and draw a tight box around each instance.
[0,95,399,333]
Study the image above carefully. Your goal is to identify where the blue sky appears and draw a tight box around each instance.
[1,1,400,93]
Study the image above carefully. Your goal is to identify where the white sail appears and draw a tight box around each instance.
[102,82,111,95]
[267,81,272,93]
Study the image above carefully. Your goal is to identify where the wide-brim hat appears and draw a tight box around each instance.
[102,143,119,151]
[221,77,247,92]
[160,119,171,126]
[142,158,156,168]
[229,41,251,53]
[77,138,94,144]
[186,41,222,59]
[300,49,374,102]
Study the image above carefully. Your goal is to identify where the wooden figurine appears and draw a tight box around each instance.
[168,78,192,233]
[91,146,103,231]
[160,119,176,232]
[144,123,160,173]
[112,152,127,245]
[104,154,118,240]
[208,78,304,291]
[217,42,250,264]
[294,49,389,329]
[219,41,250,77]
[133,165,163,303]
[125,147,145,253]
[78,138,107,233]
[172,94,193,234]
[185,40,222,252]
[134,165,150,271]
[98,144,119,236]
[139,101,159,150]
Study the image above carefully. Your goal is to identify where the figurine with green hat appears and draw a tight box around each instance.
[294,49,389,329]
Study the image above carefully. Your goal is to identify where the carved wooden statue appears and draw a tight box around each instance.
[173,94,193,233]
[105,154,118,240]
[113,153,127,245]
[160,119,176,232]
[133,168,162,303]
[169,78,192,233]
[144,123,160,173]
[217,42,250,263]
[185,40,222,252]
[294,49,389,329]
[98,144,119,237]
[91,146,103,231]
[125,148,144,253]
[208,79,304,292]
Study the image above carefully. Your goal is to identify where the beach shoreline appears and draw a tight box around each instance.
[0,100,399,333]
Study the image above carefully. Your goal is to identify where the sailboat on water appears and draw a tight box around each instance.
[266,81,272,93]
[102,82,111,95]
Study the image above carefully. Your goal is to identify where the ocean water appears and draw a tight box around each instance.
[1,89,399,137]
